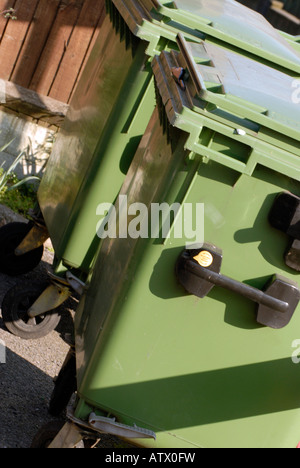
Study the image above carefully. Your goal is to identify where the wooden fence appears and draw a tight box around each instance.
[0,0,105,104]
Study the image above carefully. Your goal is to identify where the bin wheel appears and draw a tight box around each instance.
[1,282,61,340]
[49,352,77,416]
[0,222,44,276]
[30,421,84,448]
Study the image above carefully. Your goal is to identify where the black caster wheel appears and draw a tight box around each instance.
[1,282,61,340]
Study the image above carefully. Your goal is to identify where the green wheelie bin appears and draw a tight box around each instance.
[36,0,300,277]
[43,35,300,448]
[2,0,300,341]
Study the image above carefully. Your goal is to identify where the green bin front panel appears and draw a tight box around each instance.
[74,106,300,448]
[74,40,300,448]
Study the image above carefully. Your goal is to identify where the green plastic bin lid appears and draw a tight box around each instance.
[180,35,299,135]
[112,0,300,74]
[160,0,300,74]
[152,34,300,179]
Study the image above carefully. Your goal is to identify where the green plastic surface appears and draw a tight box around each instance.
[142,0,300,74]
[73,36,300,448]
[38,0,300,278]
[74,107,300,448]
[154,35,300,175]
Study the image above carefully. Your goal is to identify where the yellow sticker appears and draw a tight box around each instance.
[193,250,213,268]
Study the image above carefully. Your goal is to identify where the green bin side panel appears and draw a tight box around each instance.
[38,14,155,272]
[75,108,300,448]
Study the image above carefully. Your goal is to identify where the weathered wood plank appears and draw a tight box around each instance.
[0,0,17,41]
[29,1,83,96]
[68,4,106,102]
[1,78,69,125]
[0,0,106,103]
[49,0,105,103]
[0,0,39,80]
[11,0,61,89]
